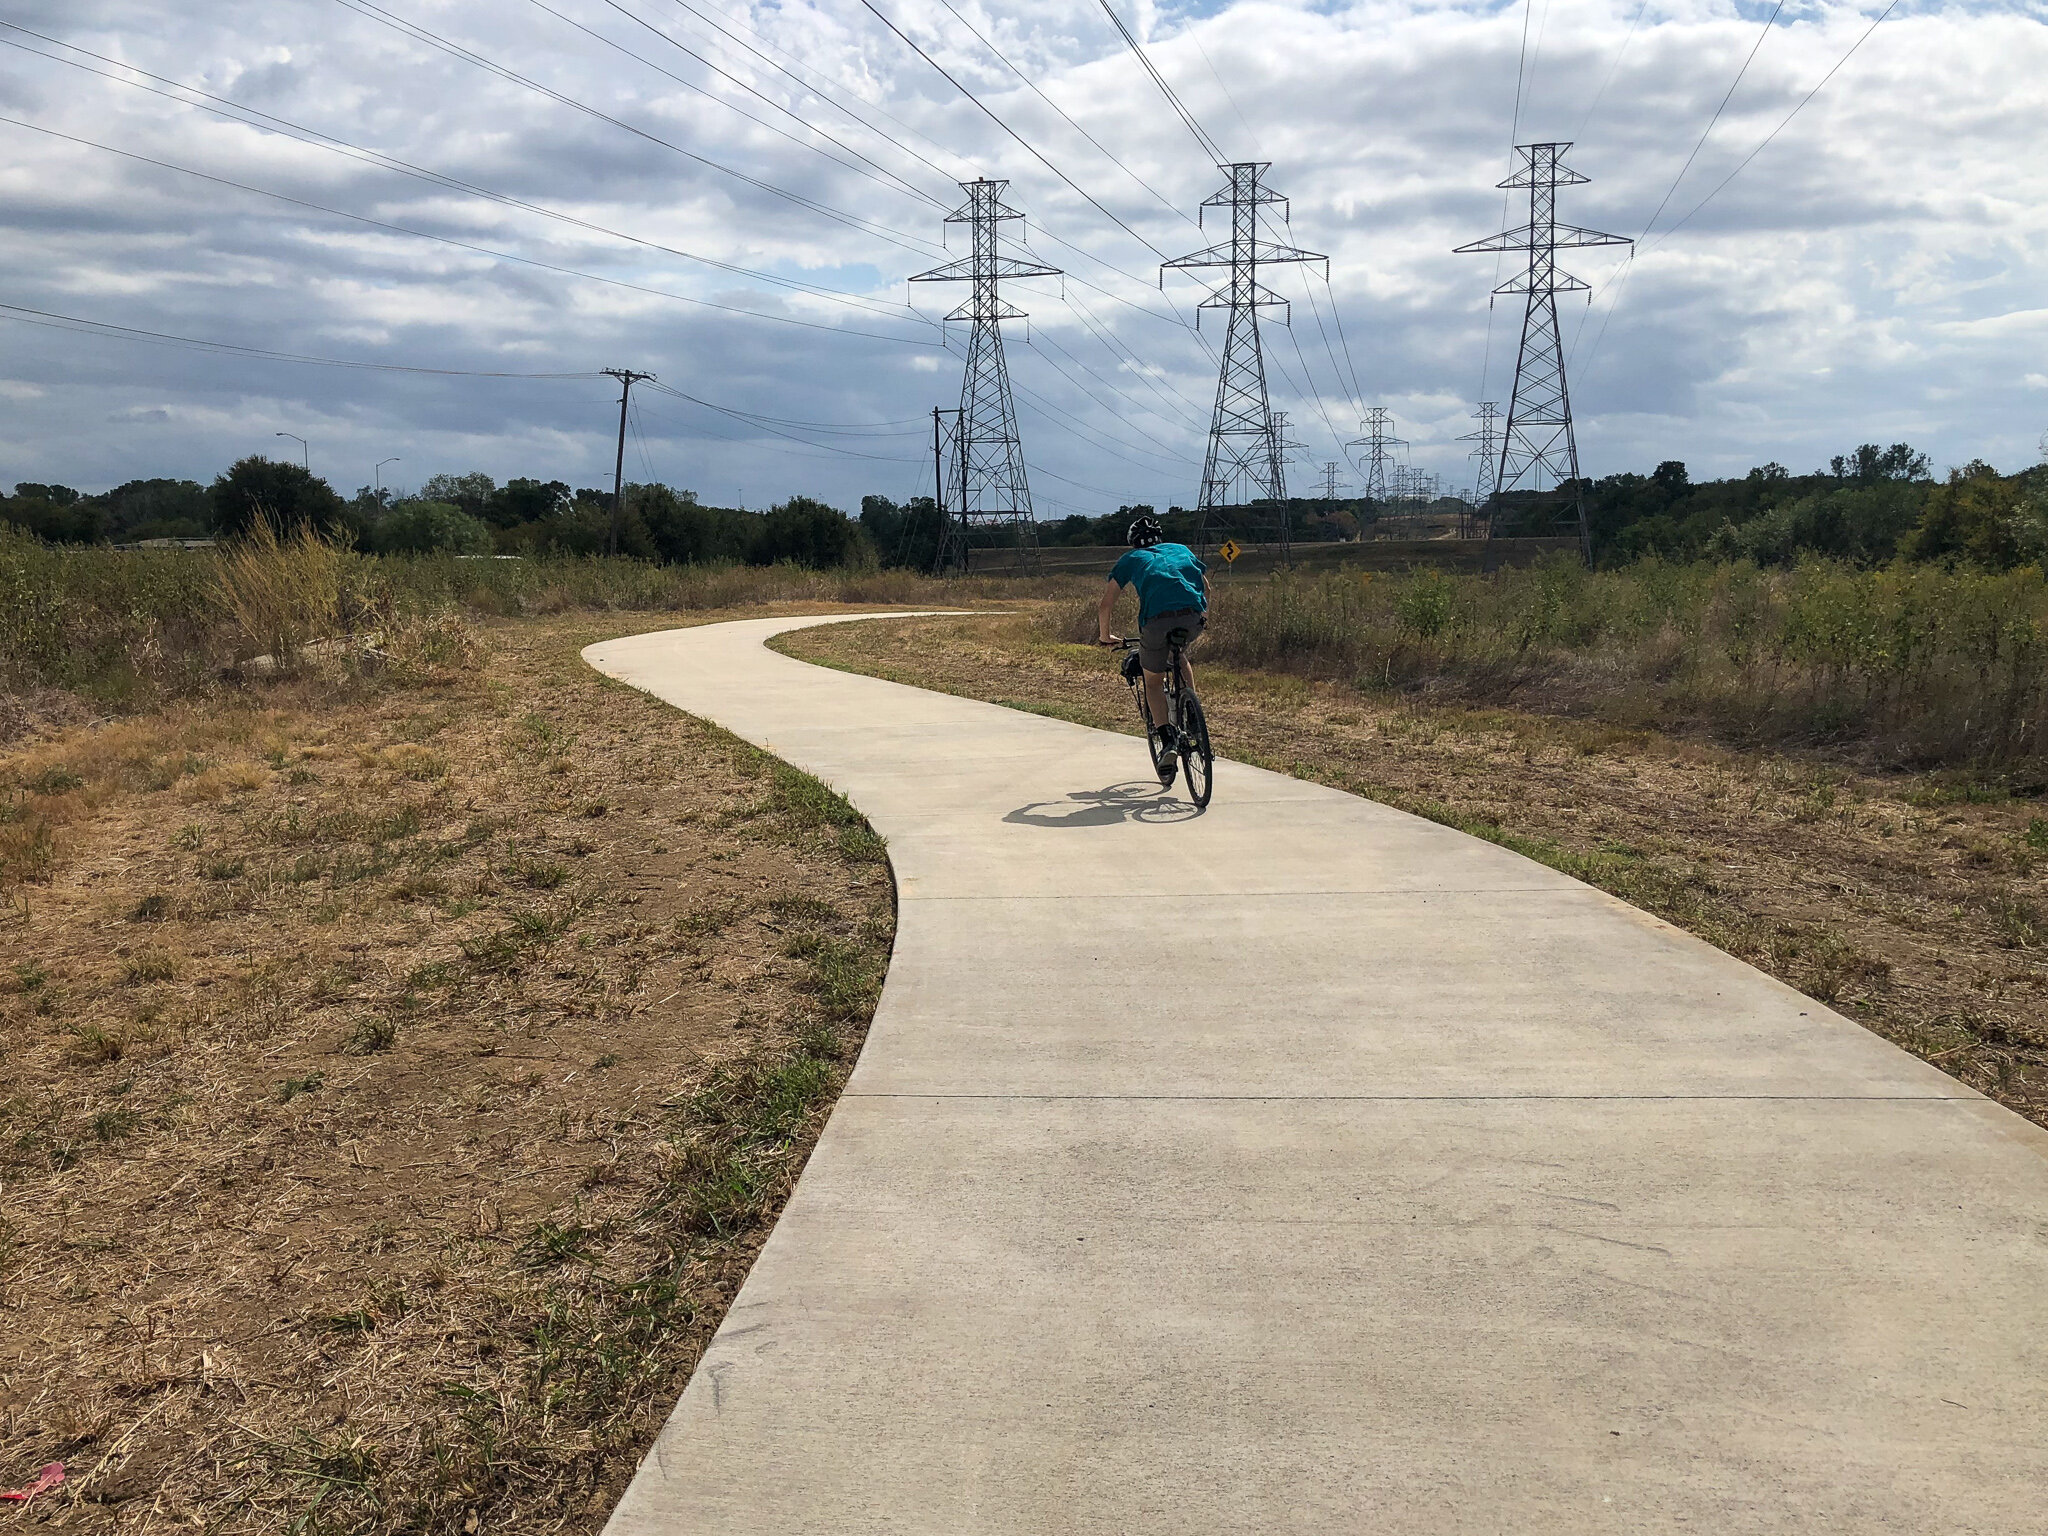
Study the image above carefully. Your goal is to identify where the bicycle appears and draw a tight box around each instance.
[1114,629,1214,808]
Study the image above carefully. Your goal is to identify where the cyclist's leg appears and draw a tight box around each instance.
[1141,667,1170,729]
[1175,617,1206,696]
[1136,617,1174,730]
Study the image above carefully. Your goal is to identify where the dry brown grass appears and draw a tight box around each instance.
[0,608,896,1530]
[780,609,2048,1130]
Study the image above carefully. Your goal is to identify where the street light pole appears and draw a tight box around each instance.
[275,432,308,470]
[375,457,400,500]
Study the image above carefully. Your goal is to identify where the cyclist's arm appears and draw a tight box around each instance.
[1096,578,1122,644]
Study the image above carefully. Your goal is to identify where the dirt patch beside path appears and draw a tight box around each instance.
[1,610,894,1531]
[779,610,2048,1131]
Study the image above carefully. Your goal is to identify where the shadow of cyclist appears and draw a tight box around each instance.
[1003,781,1203,828]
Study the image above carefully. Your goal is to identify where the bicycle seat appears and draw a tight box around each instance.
[1165,626,1193,645]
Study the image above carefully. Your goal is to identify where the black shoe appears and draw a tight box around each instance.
[1155,724,1179,754]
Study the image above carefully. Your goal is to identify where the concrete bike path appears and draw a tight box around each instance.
[586,615,2048,1536]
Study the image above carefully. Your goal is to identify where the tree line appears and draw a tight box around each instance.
[0,457,870,569]
[1578,444,2048,568]
[6,441,2047,572]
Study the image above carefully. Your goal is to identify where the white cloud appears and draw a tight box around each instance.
[0,0,2044,506]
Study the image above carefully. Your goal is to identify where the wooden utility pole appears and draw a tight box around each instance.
[602,368,656,556]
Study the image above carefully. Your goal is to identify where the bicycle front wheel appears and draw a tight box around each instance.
[1179,693,1214,807]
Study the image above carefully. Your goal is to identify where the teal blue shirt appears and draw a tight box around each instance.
[1114,540,1204,626]
[1111,543,1209,627]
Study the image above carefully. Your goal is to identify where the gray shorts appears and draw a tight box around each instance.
[1138,609,1204,673]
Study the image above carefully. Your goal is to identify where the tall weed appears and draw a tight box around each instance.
[212,518,356,668]
[0,527,1074,721]
[1056,555,2048,765]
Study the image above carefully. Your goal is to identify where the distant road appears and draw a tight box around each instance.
[587,613,2048,1536]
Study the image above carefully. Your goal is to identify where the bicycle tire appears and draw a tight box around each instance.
[1179,692,1214,807]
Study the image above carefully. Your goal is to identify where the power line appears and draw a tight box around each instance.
[1057,284,1212,419]
[1095,1,1224,164]
[1011,341,1199,469]
[855,0,1171,263]
[641,381,926,462]
[328,0,937,254]
[0,25,919,319]
[1294,262,1364,421]
[930,0,1197,230]
[655,0,976,184]
[1035,309,1201,437]
[0,300,604,376]
[1575,2,1903,386]
[0,115,937,347]
[1636,0,1789,245]
[548,0,948,211]
[1573,0,1654,142]
[1653,0,1903,247]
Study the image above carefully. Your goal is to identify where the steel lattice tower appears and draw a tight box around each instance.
[1455,143,1629,559]
[1455,401,1502,538]
[1347,408,1405,506]
[912,179,1060,572]
[1163,163,1325,551]
[1318,461,1343,502]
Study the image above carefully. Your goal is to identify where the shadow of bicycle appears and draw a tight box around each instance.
[1003,780,1203,828]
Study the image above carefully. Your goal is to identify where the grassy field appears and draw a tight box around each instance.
[10,537,2048,1520]
[779,609,2048,1133]
[0,524,1083,728]
[0,607,900,1530]
[1129,558,2048,767]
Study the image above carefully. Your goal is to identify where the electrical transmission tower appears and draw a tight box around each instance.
[1318,461,1344,501]
[912,179,1060,573]
[1163,163,1325,553]
[1455,143,1630,560]
[1455,402,1501,538]
[1347,408,1405,506]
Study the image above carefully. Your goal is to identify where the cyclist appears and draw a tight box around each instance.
[1096,513,1208,754]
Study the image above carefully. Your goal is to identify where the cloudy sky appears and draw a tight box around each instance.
[1,0,2044,512]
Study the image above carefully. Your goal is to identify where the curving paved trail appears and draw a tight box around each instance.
[587,614,2048,1535]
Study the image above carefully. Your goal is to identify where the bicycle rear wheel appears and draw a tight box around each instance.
[1178,692,1213,807]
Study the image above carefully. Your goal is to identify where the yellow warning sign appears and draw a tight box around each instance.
[1218,539,1241,564]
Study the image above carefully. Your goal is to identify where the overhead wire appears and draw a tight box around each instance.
[1094,0,1224,164]
[0,24,921,318]
[547,0,949,210]
[1635,0,1789,245]
[656,0,975,182]
[1055,286,1211,423]
[1046,294,1205,431]
[929,0,1197,229]
[854,0,1172,263]
[0,115,939,347]
[1575,0,1905,385]
[1482,0,1540,404]
[1652,0,1903,248]
[632,386,926,468]
[1277,308,1352,469]
[328,0,938,253]
[641,380,927,462]
[1015,340,1198,468]
[0,300,606,376]
[1185,22,1257,159]
[1572,0,1654,142]
[1295,263,1364,422]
